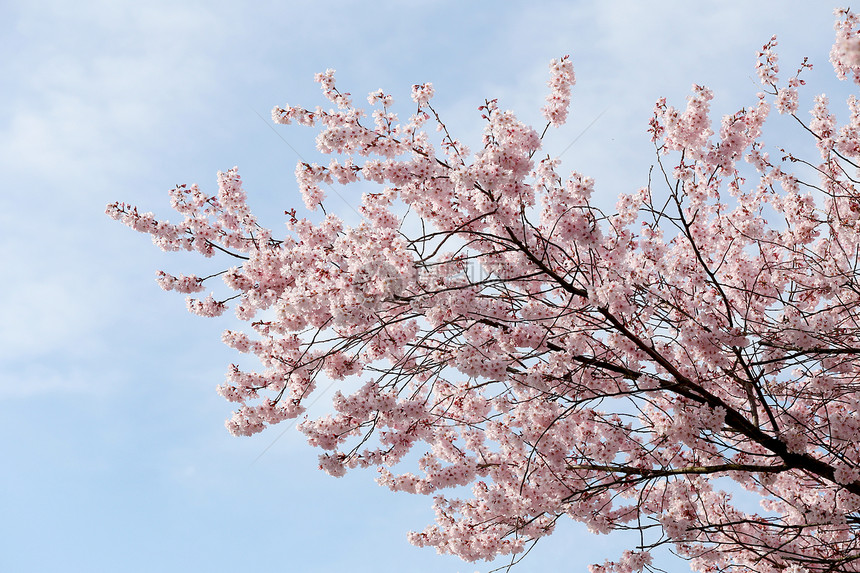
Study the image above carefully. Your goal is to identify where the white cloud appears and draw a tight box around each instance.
[1,0,231,186]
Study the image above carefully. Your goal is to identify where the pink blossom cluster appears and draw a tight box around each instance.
[110,14,860,573]
[410,82,435,107]
[155,270,205,293]
[542,54,575,127]
[832,8,860,83]
[756,35,780,86]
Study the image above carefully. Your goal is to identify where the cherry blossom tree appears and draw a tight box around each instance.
[108,9,860,572]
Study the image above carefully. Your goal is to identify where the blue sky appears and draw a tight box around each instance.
[1,1,852,571]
